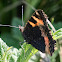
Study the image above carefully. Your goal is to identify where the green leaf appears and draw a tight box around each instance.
[0,38,22,62]
[1,32,20,48]
[11,17,24,42]
[50,50,59,62]
[53,22,62,30]
[1,17,24,48]
[17,43,38,62]
[0,38,12,62]
[0,38,38,62]
[53,28,62,40]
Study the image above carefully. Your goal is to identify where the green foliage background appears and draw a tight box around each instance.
[0,0,62,62]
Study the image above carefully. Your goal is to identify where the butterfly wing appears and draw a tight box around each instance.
[23,22,45,53]
[23,9,56,55]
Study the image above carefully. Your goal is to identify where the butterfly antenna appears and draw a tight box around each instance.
[22,5,24,26]
[0,24,19,28]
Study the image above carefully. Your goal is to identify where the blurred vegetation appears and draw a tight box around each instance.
[0,38,38,62]
[0,0,62,62]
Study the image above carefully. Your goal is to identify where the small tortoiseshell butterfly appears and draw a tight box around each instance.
[19,9,56,56]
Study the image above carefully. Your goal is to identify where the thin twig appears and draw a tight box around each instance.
[47,19,56,32]
[20,45,26,59]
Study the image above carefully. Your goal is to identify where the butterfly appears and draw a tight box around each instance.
[19,9,56,56]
